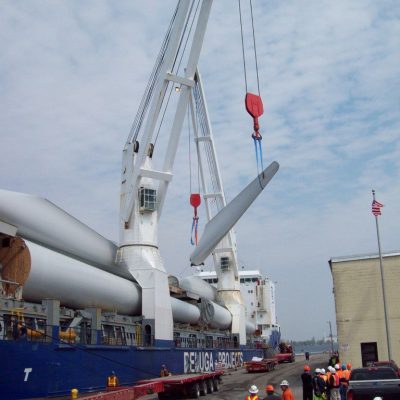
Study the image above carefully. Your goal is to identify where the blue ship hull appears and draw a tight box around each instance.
[0,340,263,399]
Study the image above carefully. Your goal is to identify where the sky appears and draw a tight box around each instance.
[1,0,399,340]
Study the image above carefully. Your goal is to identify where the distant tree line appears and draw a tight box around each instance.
[286,337,327,346]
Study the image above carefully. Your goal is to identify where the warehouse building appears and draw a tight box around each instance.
[329,252,400,367]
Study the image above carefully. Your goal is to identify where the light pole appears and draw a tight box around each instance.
[327,321,334,354]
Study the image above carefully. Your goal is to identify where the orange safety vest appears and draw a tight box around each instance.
[331,373,340,388]
[282,388,295,400]
[341,369,350,386]
[246,396,259,400]
[107,375,118,387]
[326,371,332,383]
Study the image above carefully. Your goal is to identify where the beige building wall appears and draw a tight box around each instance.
[329,253,400,368]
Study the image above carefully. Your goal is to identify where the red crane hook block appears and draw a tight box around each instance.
[190,193,201,211]
[245,93,264,139]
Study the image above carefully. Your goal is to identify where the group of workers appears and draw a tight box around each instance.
[246,380,294,400]
[301,363,351,400]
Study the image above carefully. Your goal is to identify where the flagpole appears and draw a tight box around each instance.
[372,189,392,361]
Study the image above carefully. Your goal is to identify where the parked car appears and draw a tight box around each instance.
[347,367,400,400]
[371,360,400,378]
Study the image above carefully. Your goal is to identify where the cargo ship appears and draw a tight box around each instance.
[0,1,280,399]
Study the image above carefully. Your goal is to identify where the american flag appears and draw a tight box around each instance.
[372,199,384,216]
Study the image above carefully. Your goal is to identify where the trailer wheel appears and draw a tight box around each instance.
[158,393,171,400]
[199,380,207,396]
[212,377,219,392]
[206,378,214,394]
[189,382,200,399]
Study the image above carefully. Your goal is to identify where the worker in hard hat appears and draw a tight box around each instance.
[312,368,326,399]
[339,364,350,400]
[247,384,260,400]
[301,365,313,400]
[106,371,119,388]
[280,380,295,400]
[160,364,171,377]
[328,365,341,400]
[326,366,336,400]
[263,384,280,400]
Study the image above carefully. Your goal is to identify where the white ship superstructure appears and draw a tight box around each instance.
[194,269,280,345]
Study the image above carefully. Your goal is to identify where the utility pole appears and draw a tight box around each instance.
[372,189,392,361]
[327,321,334,354]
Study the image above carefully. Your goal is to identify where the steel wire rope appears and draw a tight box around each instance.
[194,84,219,207]
[238,0,248,93]
[193,84,218,215]
[188,104,192,194]
[238,0,261,95]
[127,4,178,144]
[153,0,200,148]
[0,315,162,378]
[154,0,197,148]
[196,101,219,220]
[238,0,265,187]
[249,0,261,96]
[189,87,201,194]
[192,86,209,202]
[195,83,217,207]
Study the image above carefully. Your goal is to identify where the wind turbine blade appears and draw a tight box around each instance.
[190,161,279,265]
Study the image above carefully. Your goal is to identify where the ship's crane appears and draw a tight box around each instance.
[117,0,213,344]
[117,0,278,345]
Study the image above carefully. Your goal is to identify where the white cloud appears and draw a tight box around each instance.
[0,0,399,340]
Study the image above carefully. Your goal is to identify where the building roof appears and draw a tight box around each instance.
[329,250,400,264]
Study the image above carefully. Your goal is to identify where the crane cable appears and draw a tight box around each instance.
[188,104,201,246]
[154,0,200,149]
[238,0,265,179]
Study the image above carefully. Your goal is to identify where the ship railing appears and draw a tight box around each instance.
[0,318,148,347]
[0,320,79,343]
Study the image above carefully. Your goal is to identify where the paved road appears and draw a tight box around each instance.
[140,352,328,400]
[206,353,327,399]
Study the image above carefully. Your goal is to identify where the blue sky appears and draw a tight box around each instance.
[1,0,399,340]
